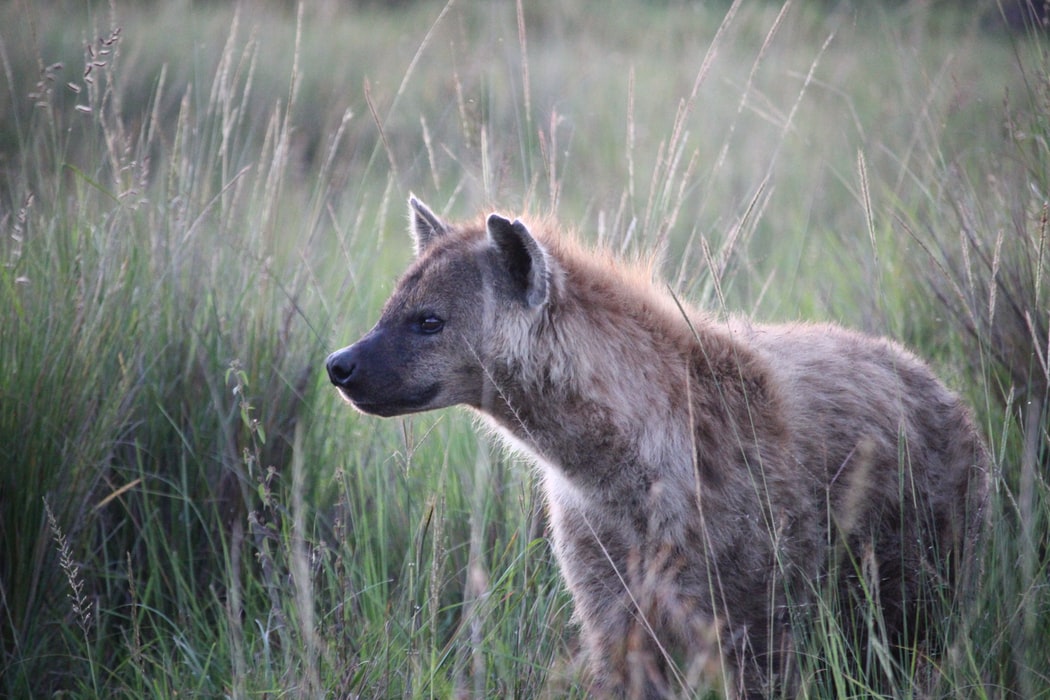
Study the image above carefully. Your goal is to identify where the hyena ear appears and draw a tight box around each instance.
[486,213,549,309]
[409,196,449,256]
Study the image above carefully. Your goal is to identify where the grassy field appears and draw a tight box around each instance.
[1,0,1047,697]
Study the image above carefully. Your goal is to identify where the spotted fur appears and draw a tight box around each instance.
[326,198,989,698]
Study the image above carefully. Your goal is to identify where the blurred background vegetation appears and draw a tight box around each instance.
[1,0,1047,697]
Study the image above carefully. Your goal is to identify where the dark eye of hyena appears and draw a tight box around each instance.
[417,315,444,334]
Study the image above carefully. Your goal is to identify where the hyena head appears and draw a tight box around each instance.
[325,197,549,417]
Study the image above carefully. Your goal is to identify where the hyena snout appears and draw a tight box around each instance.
[325,333,435,417]
[326,346,358,389]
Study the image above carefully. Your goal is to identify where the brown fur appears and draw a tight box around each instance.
[326,198,989,698]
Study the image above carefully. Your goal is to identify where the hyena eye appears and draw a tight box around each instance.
[417,316,445,334]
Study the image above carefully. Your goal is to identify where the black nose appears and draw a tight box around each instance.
[326,348,356,387]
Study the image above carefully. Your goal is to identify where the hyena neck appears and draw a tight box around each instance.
[478,279,694,491]
[480,371,653,492]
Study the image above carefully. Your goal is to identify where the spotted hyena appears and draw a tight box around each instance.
[326,197,988,698]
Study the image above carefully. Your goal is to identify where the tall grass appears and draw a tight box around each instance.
[892,24,1050,694]
[1,0,1047,697]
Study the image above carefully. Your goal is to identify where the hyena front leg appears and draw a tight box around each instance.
[574,546,702,699]
[578,600,673,700]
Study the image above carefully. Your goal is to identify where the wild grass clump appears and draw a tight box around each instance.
[0,6,329,695]
[2,0,1049,697]
[892,30,1050,697]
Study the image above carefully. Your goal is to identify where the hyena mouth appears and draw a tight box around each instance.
[338,383,442,418]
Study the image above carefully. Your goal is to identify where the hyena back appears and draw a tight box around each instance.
[326,198,989,698]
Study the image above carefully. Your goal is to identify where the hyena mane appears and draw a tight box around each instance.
[326,197,989,699]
